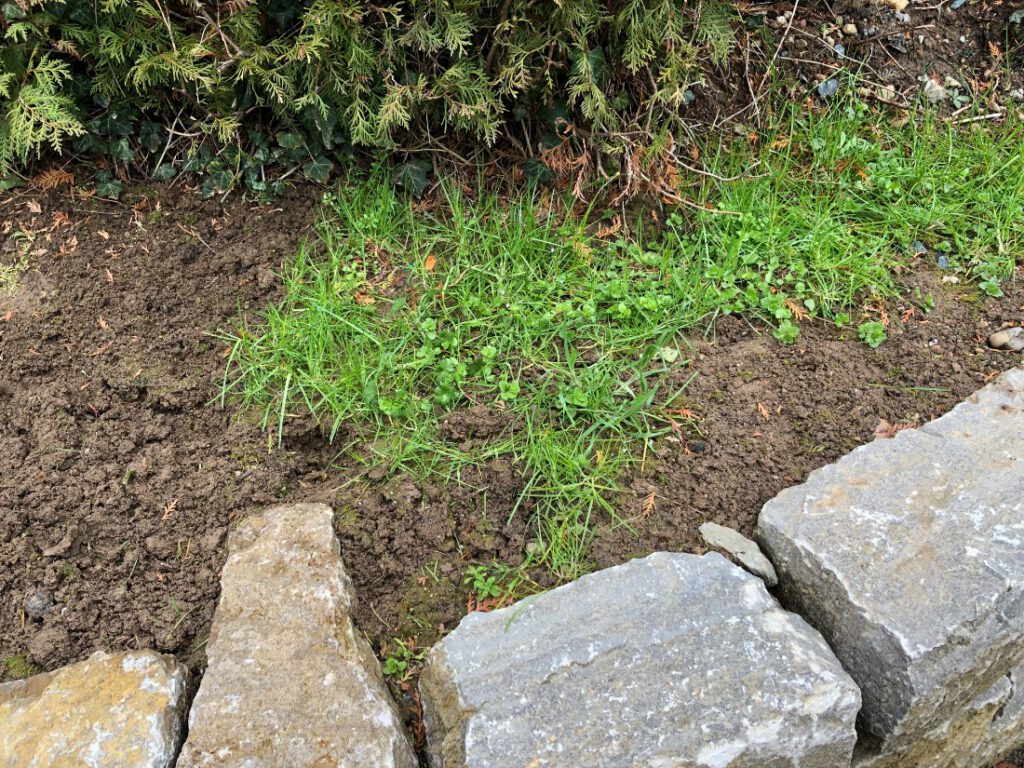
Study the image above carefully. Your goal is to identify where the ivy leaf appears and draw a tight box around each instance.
[94,111,132,138]
[586,46,611,87]
[152,163,176,181]
[524,157,554,186]
[391,159,431,197]
[302,156,333,184]
[108,137,133,162]
[1,2,26,19]
[209,167,233,192]
[276,131,303,150]
[139,122,164,153]
[94,172,121,199]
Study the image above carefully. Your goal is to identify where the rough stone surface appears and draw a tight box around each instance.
[420,551,861,768]
[988,663,1024,764]
[0,650,187,768]
[176,503,415,768]
[699,521,779,586]
[757,367,1024,766]
[854,673,1013,768]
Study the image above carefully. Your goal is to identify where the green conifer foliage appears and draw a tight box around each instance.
[0,0,739,174]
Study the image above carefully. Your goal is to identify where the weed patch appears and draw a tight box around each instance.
[222,103,1023,580]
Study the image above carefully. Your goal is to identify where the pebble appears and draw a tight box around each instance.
[699,522,779,587]
[923,79,947,103]
[987,329,1023,350]
[818,78,841,100]
[877,85,898,101]
[885,0,909,11]
[24,590,54,620]
[525,540,543,556]
[842,22,859,36]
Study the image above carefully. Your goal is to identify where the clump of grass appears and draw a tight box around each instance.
[222,101,1023,580]
[2,654,41,681]
[0,249,30,296]
[686,100,1023,320]
[223,183,682,579]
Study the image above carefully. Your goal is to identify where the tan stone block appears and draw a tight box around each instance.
[0,650,188,768]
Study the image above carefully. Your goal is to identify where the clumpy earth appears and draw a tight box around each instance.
[3,178,1022,692]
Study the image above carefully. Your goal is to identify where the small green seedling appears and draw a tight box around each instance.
[464,564,502,601]
[858,321,887,349]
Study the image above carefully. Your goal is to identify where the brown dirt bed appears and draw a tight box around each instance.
[1,180,1023,754]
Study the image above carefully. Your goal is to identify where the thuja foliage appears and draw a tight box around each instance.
[0,0,739,187]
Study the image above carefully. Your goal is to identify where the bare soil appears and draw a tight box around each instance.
[2,176,1021,665]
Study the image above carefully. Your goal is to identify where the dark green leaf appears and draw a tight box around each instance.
[391,159,431,197]
[153,163,176,181]
[94,173,122,199]
[2,2,26,19]
[210,167,233,192]
[109,137,133,162]
[95,111,133,138]
[524,158,554,186]
[302,156,333,184]
[139,122,164,153]
[276,131,303,150]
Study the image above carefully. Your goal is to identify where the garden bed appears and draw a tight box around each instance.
[2,176,1022,694]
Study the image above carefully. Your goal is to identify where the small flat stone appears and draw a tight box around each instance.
[420,552,860,768]
[699,521,779,586]
[988,330,1015,349]
[0,650,188,768]
[176,503,415,768]
[757,367,1024,766]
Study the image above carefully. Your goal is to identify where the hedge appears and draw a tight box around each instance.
[0,0,740,191]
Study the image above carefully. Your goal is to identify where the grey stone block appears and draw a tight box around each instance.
[420,552,860,768]
[757,367,1024,766]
